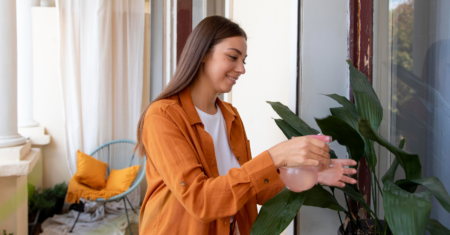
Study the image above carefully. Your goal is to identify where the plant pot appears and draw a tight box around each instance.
[337,219,392,235]
[28,210,41,235]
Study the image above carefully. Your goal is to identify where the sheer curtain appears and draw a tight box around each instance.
[56,0,145,176]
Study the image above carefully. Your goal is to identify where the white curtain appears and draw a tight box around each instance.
[56,0,145,176]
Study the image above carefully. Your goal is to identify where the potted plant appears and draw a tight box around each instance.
[39,182,68,222]
[250,61,450,235]
[2,230,13,235]
[28,181,68,234]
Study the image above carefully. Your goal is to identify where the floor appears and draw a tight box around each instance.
[125,224,139,235]
[34,223,139,234]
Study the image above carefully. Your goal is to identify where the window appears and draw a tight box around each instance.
[377,0,450,227]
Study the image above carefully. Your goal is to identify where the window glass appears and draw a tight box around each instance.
[389,0,450,227]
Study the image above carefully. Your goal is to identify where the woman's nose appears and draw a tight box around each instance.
[235,61,245,74]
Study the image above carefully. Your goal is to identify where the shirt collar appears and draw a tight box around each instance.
[178,86,236,126]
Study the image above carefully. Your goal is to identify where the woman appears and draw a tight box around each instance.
[136,16,357,235]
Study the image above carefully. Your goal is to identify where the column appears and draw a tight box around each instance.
[17,0,39,128]
[0,0,26,148]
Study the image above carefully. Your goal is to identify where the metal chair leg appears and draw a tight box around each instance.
[69,211,81,233]
[125,196,138,214]
[123,197,133,235]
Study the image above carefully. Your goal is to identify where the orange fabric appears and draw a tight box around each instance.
[74,150,108,190]
[139,87,285,235]
[105,165,140,192]
[66,176,122,203]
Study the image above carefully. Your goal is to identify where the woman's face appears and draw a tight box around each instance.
[201,36,247,94]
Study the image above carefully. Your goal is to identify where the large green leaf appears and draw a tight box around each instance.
[316,116,365,162]
[267,101,318,135]
[274,119,338,159]
[323,94,358,118]
[383,181,432,235]
[364,139,377,172]
[303,185,346,211]
[359,119,422,180]
[412,177,450,214]
[274,119,301,139]
[382,139,405,184]
[426,219,450,235]
[395,179,419,193]
[251,188,306,235]
[347,60,383,133]
[329,107,378,170]
[251,185,348,235]
[330,107,359,131]
[347,60,383,171]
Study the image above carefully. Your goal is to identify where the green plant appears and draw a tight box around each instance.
[250,61,450,235]
[28,182,68,214]
[2,230,13,235]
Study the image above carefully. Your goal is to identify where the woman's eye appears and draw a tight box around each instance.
[229,55,237,60]
[243,60,246,65]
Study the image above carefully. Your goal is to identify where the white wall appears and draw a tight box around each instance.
[298,0,350,234]
[232,0,291,162]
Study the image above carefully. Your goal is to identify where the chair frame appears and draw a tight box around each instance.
[69,139,146,235]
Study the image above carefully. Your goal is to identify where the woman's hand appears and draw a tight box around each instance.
[317,159,357,188]
[267,136,331,169]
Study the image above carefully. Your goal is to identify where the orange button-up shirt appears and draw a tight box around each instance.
[139,87,285,235]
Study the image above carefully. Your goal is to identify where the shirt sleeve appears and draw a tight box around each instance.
[143,112,281,223]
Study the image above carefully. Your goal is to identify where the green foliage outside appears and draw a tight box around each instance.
[392,1,414,72]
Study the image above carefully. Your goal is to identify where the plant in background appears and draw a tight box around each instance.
[250,61,450,235]
[28,184,56,215]
[2,230,13,235]
[28,182,68,220]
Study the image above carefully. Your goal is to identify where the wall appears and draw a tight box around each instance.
[298,0,350,234]
[232,0,291,164]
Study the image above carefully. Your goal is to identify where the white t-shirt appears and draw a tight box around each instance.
[195,104,241,176]
[195,104,241,225]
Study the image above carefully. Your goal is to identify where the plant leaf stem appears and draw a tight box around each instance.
[344,193,360,232]
[332,189,345,231]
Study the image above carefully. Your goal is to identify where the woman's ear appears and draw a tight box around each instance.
[201,50,211,63]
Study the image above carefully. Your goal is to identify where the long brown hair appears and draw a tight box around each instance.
[135,15,247,157]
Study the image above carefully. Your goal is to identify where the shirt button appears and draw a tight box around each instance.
[224,221,227,225]
[237,157,241,161]
[211,160,214,164]
[181,181,186,186]
[264,179,269,184]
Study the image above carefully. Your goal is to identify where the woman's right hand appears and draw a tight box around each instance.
[267,136,331,169]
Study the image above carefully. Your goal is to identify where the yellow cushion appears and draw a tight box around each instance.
[74,150,108,190]
[105,165,140,192]
[66,177,122,203]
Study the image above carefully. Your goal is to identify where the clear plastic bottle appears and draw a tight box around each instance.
[279,134,332,192]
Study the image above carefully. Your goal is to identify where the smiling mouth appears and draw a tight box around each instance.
[227,75,238,81]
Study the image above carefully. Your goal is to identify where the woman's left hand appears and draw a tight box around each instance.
[317,159,358,188]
